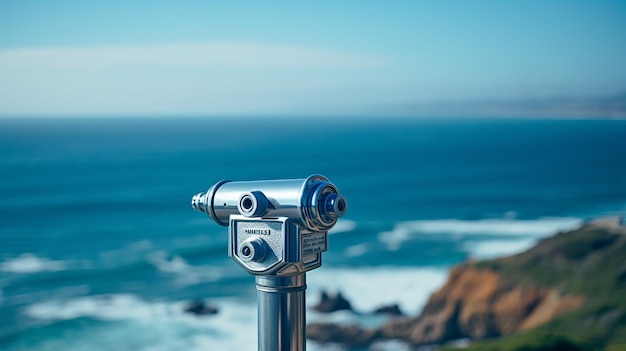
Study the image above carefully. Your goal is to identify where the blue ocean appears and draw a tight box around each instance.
[1,117,625,351]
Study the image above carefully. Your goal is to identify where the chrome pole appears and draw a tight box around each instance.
[256,274,306,351]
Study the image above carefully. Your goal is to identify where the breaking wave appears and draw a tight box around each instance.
[307,266,449,316]
[1,254,66,274]
[378,217,582,251]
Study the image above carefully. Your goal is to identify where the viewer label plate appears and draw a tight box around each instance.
[301,232,327,256]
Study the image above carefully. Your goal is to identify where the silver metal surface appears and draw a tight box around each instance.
[192,175,347,232]
[256,275,306,351]
[191,175,347,351]
[228,216,327,276]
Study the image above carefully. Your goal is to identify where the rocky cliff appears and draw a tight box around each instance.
[380,266,584,345]
[307,218,626,350]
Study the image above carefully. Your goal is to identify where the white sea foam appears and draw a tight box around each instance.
[146,251,223,286]
[370,340,413,351]
[307,266,449,316]
[344,243,369,257]
[329,219,357,235]
[463,238,537,259]
[21,268,446,351]
[0,253,66,274]
[99,240,155,266]
[146,251,189,274]
[25,294,260,351]
[378,217,582,251]
[21,289,420,351]
[26,294,167,321]
[26,294,245,327]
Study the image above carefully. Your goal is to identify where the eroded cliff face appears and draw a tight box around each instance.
[381,265,585,345]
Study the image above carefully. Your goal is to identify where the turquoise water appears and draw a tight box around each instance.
[1,117,625,350]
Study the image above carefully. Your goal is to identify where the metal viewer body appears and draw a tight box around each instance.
[191,175,347,351]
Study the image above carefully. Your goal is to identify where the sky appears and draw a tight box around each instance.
[0,0,625,117]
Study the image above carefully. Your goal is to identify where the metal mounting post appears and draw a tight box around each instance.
[256,274,306,351]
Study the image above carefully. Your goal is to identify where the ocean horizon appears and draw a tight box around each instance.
[1,116,625,351]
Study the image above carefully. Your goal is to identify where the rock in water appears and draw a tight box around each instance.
[313,291,352,313]
[184,300,219,316]
[373,304,404,316]
[307,323,380,348]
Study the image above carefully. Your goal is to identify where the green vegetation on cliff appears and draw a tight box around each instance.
[456,223,626,351]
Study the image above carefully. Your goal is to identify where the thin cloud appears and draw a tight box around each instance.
[0,41,396,116]
[0,41,392,69]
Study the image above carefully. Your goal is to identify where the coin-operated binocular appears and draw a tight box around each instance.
[191,175,347,351]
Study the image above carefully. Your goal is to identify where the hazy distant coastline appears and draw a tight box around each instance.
[1,93,625,119]
[384,93,626,119]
